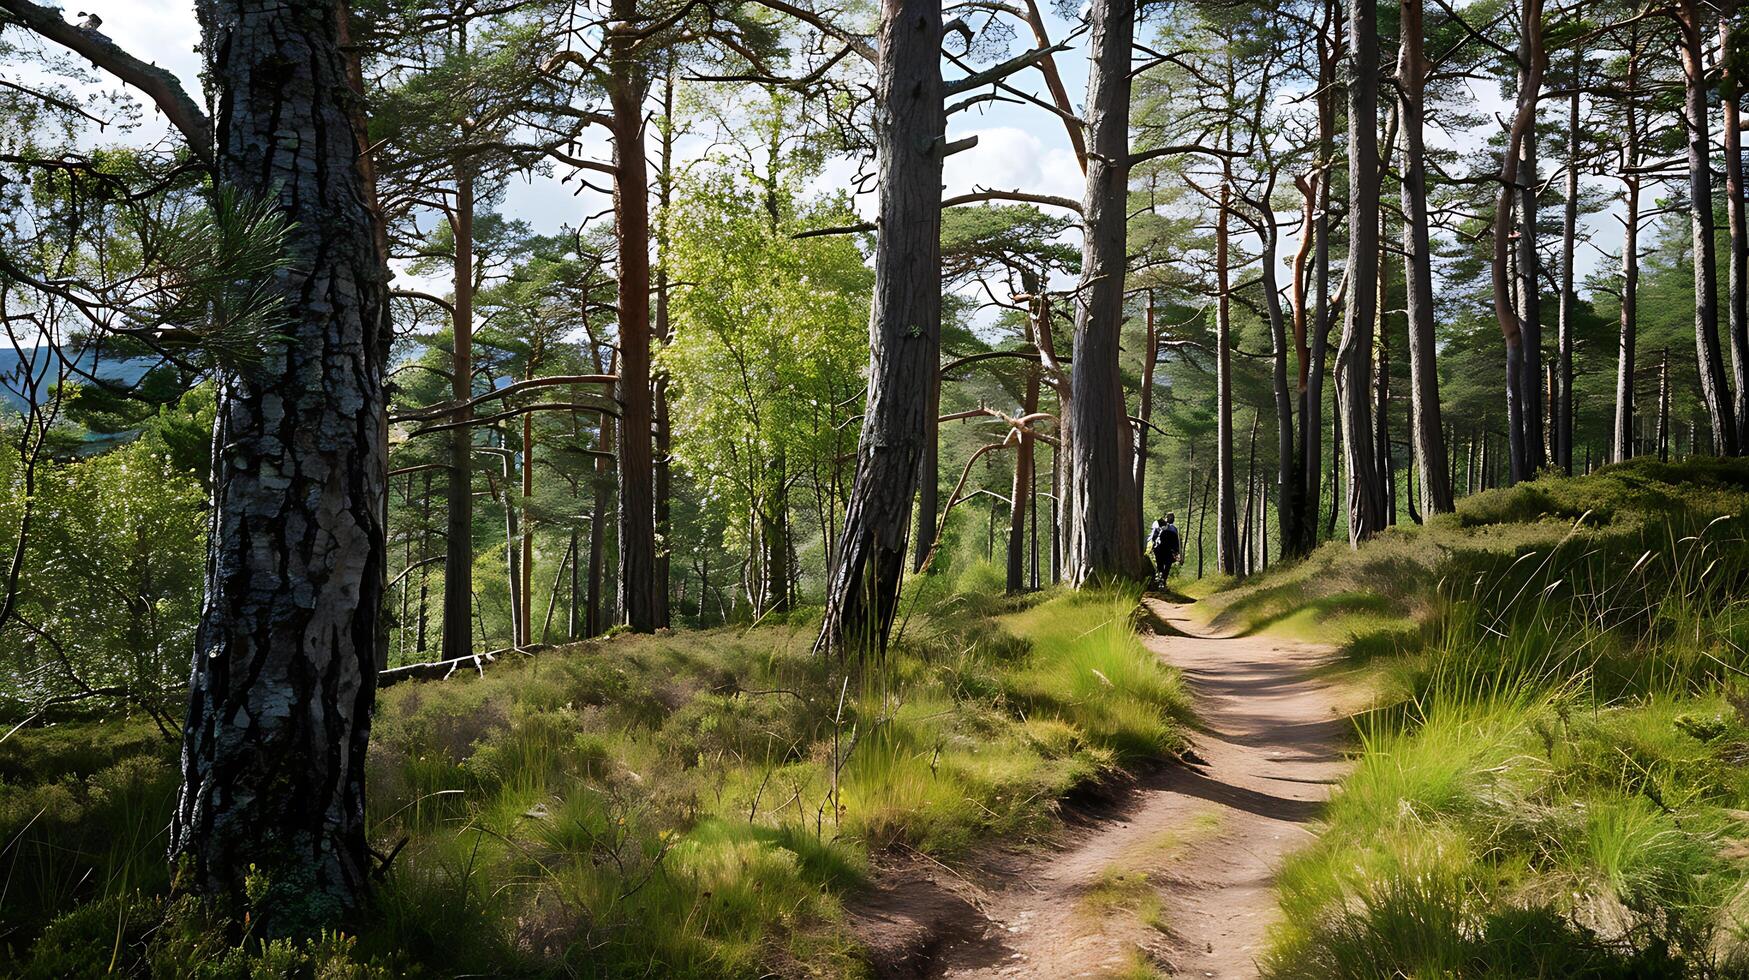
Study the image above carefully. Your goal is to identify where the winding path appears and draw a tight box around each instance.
[928,598,1352,978]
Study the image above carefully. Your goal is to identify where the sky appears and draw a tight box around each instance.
[19,0,1630,324]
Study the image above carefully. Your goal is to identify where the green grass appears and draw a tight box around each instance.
[1255,458,1749,979]
[0,580,1189,976]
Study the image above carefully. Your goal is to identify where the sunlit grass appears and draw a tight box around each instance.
[1263,458,1749,978]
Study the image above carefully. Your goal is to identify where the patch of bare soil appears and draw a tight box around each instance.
[850,599,1353,979]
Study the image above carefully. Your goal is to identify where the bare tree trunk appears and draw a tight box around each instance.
[173,0,388,931]
[442,171,475,661]
[1493,0,1544,483]
[1335,0,1387,542]
[1259,192,1303,557]
[1555,49,1580,473]
[1723,4,1749,451]
[817,0,944,654]
[1217,170,1240,574]
[520,408,534,645]
[1659,347,1671,462]
[1009,315,1042,594]
[1678,0,1739,455]
[1134,294,1157,535]
[1067,0,1147,583]
[1399,0,1453,512]
[1516,32,1547,473]
[1301,0,1341,556]
[1614,32,1642,464]
[609,0,660,631]
[653,65,676,628]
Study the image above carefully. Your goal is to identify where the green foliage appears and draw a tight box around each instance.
[0,432,205,719]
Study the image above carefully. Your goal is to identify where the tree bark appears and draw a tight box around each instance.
[1010,310,1043,594]
[1301,0,1341,556]
[442,171,475,661]
[1613,31,1642,464]
[1067,0,1147,584]
[1493,0,1544,484]
[1399,0,1453,513]
[1216,171,1240,575]
[173,0,389,932]
[1258,191,1303,557]
[1134,294,1157,536]
[817,0,944,654]
[1555,48,1580,473]
[653,65,677,627]
[1723,4,1749,451]
[1678,0,1739,455]
[1515,18,1547,473]
[1335,0,1387,543]
[610,0,660,631]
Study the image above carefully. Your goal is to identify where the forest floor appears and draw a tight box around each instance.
[855,598,1355,979]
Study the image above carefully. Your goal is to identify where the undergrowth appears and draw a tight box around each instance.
[0,576,1188,977]
[1255,457,1749,978]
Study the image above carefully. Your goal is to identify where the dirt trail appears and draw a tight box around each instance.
[923,598,1352,979]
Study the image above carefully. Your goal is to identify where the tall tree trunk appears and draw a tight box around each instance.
[1678,0,1740,455]
[609,0,660,631]
[1067,0,1147,583]
[817,0,944,654]
[1134,293,1157,535]
[1515,19,1547,473]
[1659,347,1671,461]
[520,404,534,645]
[653,64,676,627]
[1399,0,1453,512]
[1335,0,1387,543]
[1259,194,1302,559]
[1300,0,1341,557]
[1555,49,1580,473]
[1216,170,1240,574]
[1009,313,1042,594]
[1493,0,1544,484]
[1724,4,1749,451]
[173,0,388,931]
[759,458,791,615]
[442,171,475,661]
[1614,31,1642,463]
[587,411,614,637]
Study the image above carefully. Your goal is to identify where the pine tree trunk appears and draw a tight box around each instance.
[1009,315,1042,594]
[1493,0,1544,484]
[609,0,660,631]
[1515,26,1547,473]
[173,0,389,932]
[1067,0,1147,583]
[442,171,475,661]
[1335,0,1387,542]
[1134,294,1157,536]
[816,0,944,654]
[1678,0,1740,455]
[1399,0,1453,512]
[1260,195,1303,557]
[1300,0,1341,557]
[1555,52,1580,473]
[1614,33,1641,464]
[1216,172,1240,575]
[1723,5,1749,452]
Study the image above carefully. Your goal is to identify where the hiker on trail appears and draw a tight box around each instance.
[1147,513,1182,587]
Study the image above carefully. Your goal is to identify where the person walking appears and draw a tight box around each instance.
[1147,513,1182,587]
